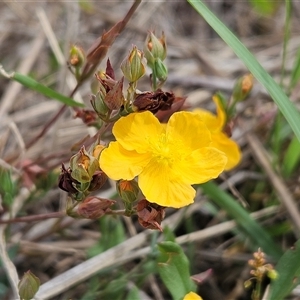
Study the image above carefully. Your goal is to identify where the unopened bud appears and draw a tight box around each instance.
[121,46,146,82]
[18,270,40,300]
[136,199,165,231]
[69,45,85,67]
[69,146,99,183]
[88,170,108,192]
[104,77,125,110]
[244,279,253,289]
[77,196,116,219]
[90,84,109,117]
[267,269,278,280]
[117,180,140,203]
[154,58,168,81]
[75,109,99,127]
[232,74,253,102]
[144,32,167,68]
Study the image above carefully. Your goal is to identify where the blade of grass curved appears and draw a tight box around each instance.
[187,0,300,142]
[13,72,84,107]
[201,181,282,260]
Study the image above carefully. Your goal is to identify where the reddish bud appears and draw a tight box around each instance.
[75,109,99,126]
[77,197,116,219]
[136,199,165,231]
[104,77,125,110]
[88,170,108,192]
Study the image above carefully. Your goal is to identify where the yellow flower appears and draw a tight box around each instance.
[99,111,227,208]
[183,291,203,300]
[194,96,241,170]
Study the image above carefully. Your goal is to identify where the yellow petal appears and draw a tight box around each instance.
[211,132,241,170]
[99,142,150,180]
[113,111,163,153]
[183,292,203,300]
[174,147,227,184]
[193,108,220,132]
[138,159,196,208]
[166,111,211,150]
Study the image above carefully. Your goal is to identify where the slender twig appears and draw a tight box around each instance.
[0,212,65,224]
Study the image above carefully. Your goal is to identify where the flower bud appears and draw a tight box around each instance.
[144,32,167,67]
[244,279,253,289]
[232,74,253,102]
[90,84,110,117]
[136,199,165,231]
[88,170,108,192]
[117,179,140,204]
[69,146,99,183]
[153,58,168,81]
[18,270,40,300]
[104,77,125,110]
[75,109,99,127]
[267,269,278,280]
[121,46,146,82]
[77,196,116,219]
[69,45,85,67]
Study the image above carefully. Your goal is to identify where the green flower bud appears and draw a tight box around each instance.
[69,45,85,67]
[117,179,140,204]
[267,269,278,280]
[232,74,253,102]
[69,146,99,184]
[121,46,146,82]
[90,82,109,116]
[18,270,40,300]
[144,32,167,68]
[154,58,168,81]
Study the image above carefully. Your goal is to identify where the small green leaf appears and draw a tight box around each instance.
[11,72,84,107]
[157,241,195,300]
[269,239,300,299]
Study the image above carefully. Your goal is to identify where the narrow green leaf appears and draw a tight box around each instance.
[289,47,300,90]
[13,72,84,107]
[282,136,300,177]
[269,239,300,299]
[201,181,282,260]
[157,241,195,300]
[187,0,300,143]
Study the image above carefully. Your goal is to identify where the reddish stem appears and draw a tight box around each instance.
[0,211,65,224]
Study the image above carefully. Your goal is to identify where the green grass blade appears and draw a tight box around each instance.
[187,0,300,143]
[201,181,282,260]
[289,47,300,91]
[11,71,84,107]
[282,136,300,177]
[269,239,300,299]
